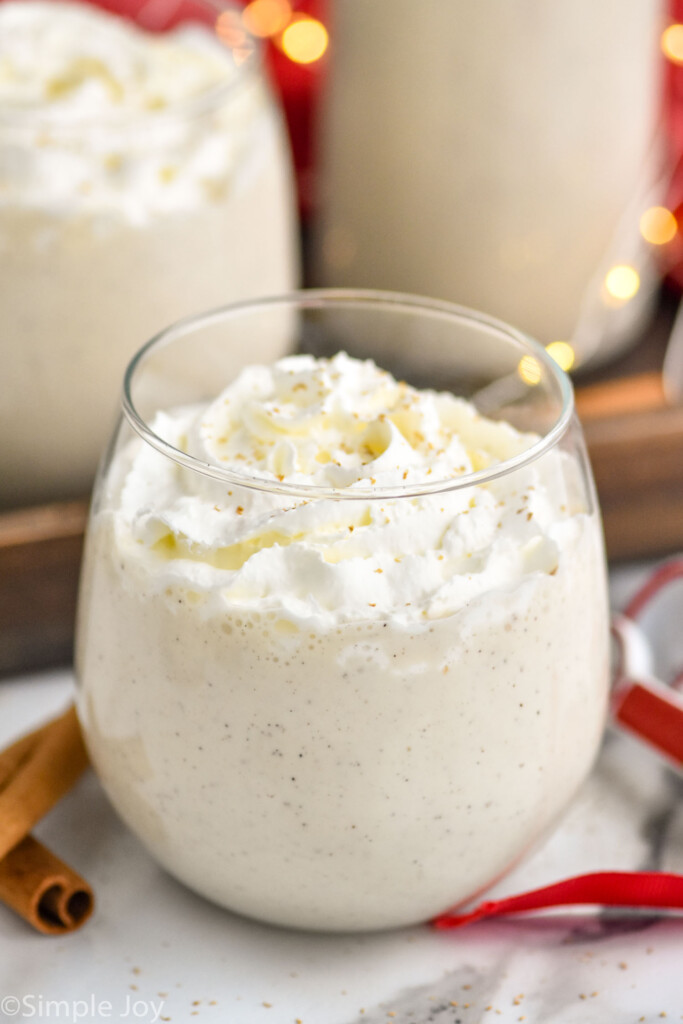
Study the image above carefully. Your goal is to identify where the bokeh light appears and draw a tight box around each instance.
[662,23,683,64]
[639,206,678,246]
[242,0,291,38]
[517,355,542,386]
[545,341,576,373]
[604,265,641,302]
[281,16,329,64]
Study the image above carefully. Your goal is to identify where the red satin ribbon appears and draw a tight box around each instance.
[612,560,683,768]
[433,872,683,930]
[612,677,683,767]
[624,559,683,620]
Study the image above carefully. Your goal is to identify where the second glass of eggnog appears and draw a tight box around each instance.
[0,0,297,507]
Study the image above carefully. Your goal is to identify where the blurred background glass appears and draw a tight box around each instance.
[311,0,665,374]
[0,0,298,508]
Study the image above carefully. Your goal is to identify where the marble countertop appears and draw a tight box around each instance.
[1,562,682,1024]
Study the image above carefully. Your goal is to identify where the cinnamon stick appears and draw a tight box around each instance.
[0,717,54,783]
[0,835,93,934]
[0,706,88,861]
[0,706,93,934]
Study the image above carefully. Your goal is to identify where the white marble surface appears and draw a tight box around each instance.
[1,562,683,1024]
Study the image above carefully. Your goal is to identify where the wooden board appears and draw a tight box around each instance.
[0,501,87,677]
[1,351,682,677]
[578,373,683,560]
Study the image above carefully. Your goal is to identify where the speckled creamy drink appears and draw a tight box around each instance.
[0,1,297,507]
[76,297,610,932]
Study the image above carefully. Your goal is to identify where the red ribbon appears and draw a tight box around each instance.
[433,872,683,930]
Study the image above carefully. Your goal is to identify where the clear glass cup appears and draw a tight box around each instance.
[0,0,298,508]
[75,290,610,932]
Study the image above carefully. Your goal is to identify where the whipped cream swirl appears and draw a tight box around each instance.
[115,352,585,624]
[0,2,237,119]
[0,2,261,221]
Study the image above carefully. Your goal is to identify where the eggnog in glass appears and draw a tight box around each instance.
[76,291,610,931]
[0,0,297,507]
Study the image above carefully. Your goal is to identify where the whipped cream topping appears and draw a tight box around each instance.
[0,2,262,220]
[0,2,237,118]
[113,352,584,624]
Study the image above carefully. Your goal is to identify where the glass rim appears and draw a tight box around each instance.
[122,288,576,502]
[0,0,262,135]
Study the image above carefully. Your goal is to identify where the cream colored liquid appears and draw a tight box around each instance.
[77,507,607,930]
[76,354,609,931]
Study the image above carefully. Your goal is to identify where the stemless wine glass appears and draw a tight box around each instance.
[0,0,297,508]
[75,290,610,932]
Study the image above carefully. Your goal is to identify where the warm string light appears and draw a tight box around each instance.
[517,355,542,386]
[517,342,575,384]
[238,1,328,65]
[662,22,683,65]
[241,0,291,39]
[545,341,575,373]
[515,200,676,371]
[604,264,641,303]
[639,205,678,245]
[280,14,329,64]
[599,205,679,315]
